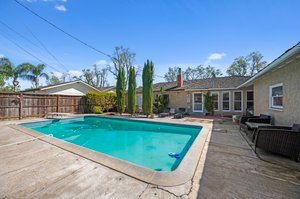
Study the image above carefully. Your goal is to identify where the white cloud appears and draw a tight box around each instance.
[207,53,227,60]
[95,60,108,66]
[0,54,4,58]
[68,70,82,77]
[55,5,67,12]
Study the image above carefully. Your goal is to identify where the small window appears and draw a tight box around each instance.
[269,83,283,109]
[222,91,230,111]
[211,92,219,111]
[246,91,254,109]
[233,91,243,112]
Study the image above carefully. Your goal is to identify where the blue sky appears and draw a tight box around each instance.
[0,0,299,89]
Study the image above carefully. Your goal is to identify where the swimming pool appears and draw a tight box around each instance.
[21,116,202,172]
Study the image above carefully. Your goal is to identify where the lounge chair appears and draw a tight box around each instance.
[174,108,188,119]
[239,114,271,130]
[158,108,171,118]
[254,123,300,161]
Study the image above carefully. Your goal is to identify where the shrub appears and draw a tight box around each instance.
[93,106,103,114]
[204,92,214,115]
[86,91,116,113]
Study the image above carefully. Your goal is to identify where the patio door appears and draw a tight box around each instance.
[193,92,203,112]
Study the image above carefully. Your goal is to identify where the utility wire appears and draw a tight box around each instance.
[0,29,60,72]
[26,26,69,71]
[0,20,68,72]
[14,0,112,58]
[0,20,44,51]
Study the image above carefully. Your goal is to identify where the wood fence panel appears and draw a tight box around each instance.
[0,93,86,120]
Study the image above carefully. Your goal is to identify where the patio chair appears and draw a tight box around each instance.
[239,114,271,130]
[174,108,189,119]
[158,108,171,118]
[254,123,300,161]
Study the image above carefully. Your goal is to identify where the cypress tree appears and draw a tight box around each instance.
[127,66,136,115]
[142,60,154,117]
[116,68,125,114]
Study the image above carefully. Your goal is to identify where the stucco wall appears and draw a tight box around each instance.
[30,83,95,96]
[253,57,300,125]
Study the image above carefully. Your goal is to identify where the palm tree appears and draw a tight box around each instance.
[0,57,31,91]
[22,64,49,88]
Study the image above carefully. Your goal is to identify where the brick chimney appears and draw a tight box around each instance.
[177,68,183,87]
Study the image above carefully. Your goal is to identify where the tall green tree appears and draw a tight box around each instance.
[0,57,31,91]
[116,67,125,114]
[247,52,267,76]
[142,60,154,117]
[226,56,248,76]
[127,66,136,114]
[22,64,49,88]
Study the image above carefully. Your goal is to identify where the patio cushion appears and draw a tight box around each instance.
[260,114,270,119]
[292,124,300,132]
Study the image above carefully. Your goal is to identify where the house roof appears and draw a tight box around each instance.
[98,86,116,92]
[22,80,101,92]
[238,42,300,88]
[137,76,251,93]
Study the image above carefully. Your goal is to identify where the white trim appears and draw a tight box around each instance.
[192,92,204,112]
[269,83,283,109]
[210,91,219,111]
[222,91,231,112]
[185,88,236,91]
[40,81,101,92]
[233,90,243,112]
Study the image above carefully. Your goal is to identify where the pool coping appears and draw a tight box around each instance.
[9,115,210,186]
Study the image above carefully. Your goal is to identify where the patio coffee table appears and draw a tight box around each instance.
[245,122,272,142]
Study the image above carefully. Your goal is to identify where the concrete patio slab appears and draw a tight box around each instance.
[0,116,299,198]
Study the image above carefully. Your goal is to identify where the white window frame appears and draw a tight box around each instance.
[210,91,219,111]
[222,91,231,112]
[233,91,243,112]
[192,92,204,112]
[269,83,283,109]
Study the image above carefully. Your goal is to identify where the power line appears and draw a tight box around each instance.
[0,20,68,72]
[14,0,112,58]
[0,30,61,73]
[0,20,44,51]
[26,26,69,71]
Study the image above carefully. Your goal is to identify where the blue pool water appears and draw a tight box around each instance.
[22,116,202,171]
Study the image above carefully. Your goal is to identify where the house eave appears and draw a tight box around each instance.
[238,42,300,88]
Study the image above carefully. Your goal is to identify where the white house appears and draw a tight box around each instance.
[23,81,101,96]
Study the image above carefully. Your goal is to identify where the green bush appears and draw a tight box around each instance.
[92,106,103,114]
[86,91,116,113]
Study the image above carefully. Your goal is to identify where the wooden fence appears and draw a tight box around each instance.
[0,92,86,120]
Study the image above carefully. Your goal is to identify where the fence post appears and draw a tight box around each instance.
[19,92,23,120]
[57,95,60,112]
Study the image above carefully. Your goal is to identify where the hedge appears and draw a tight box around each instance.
[86,91,116,113]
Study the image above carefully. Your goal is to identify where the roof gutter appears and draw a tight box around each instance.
[238,42,300,88]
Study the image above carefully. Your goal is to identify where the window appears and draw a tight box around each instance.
[269,83,283,109]
[222,91,230,111]
[211,92,219,111]
[233,91,243,112]
[246,91,254,109]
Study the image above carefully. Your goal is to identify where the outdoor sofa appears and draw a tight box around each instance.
[239,114,271,130]
[254,124,300,161]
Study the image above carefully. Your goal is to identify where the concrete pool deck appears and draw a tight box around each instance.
[1,115,300,198]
